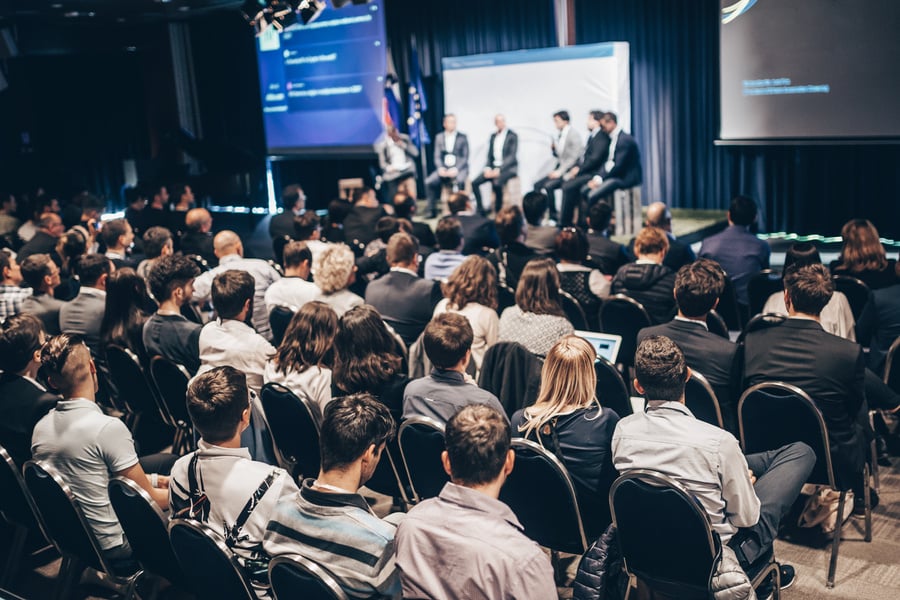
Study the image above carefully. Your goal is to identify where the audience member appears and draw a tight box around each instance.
[52,229,86,301]
[142,184,171,232]
[269,184,305,240]
[59,253,112,355]
[0,249,30,320]
[263,393,401,599]
[612,226,677,324]
[313,243,364,316]
[263,241,318,313]
[0,192,20,238]
[101,218,137,269]
[321,198,351,244]
[293,210,328,267]
[20,253,64,334]
[586,200,628,275]
[181,208,217,267]
[627,201,695,271]
[123,187,148,242]
[343,187,388,246]
[17,195,59,245]
[831,218,900,290]
[100,268,153,364]
[136,226,174,281]
[144,255,203,373]
[857,261,900,376]
[447,191,499,255]
[499,257,573,356]
[17,212,65,263]
[424,217,466,280]
[395,404,556,599]
[555,226,610,328]
[522,190,558,254]
[392,192,436,249]
[487,205,537,290]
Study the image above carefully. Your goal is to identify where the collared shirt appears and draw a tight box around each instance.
[444,131,457,154]
[423,250,466,281]
[612,401,760,542]
[197,318,275,393]
[0,283,32,320]
[263,276,320,313]
[395,482,556,600]
[674,315,709,331]
[389,266,419,278]
[491,129,508,167]
[402,368,505,424]
[385,137,411,171]
[604,126,622,174]
[557,125,570,156]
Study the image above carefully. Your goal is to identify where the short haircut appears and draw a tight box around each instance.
[589,200,614,231]
[729,195,758,227]
[0,313,44,373]
[783,263,833,316]
[522,191,547,226]
[124,187,145,206]
[447,192,469,214]
[142,226,173,259]
[20,254,55,290]
[386,231,418,265]
[589,109,604,122]
[392,193,416,220]
[0,249,12,276]
[553,110,570,122]
[635,336,687,402]
[319,393,395,472]
[40,333,93,396]
[423,312,473,369]
[435,217,463,250]
[148,254,201,301]
[444,404,510,486]
[293,211,320,241]
[375,216,401,244]
[74,192,105,212]
[186,366,250,444]
[495,205,525,245]
[74,253,111,287]
[674,259,725,318]
[282,184,304,211]
[185,208,212,232]
[351,187,375,204]
[100,218,130,248]
[211,270,255,320]
[282,241,312,270]
[38,213,61,230]
[634,226,669,256]
[602,111,619,124]
[555,226,588,262]
[327,199,352,225]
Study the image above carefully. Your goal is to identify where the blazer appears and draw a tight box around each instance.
[553,126,584,174]
[20,293,66,335]
[0,374,59,467]
[577,130,611,176]
[699,225,771,305]
[432,131,469,181]
[364,270,441,347]
[269,210,297,240]
[58,288,106,354]
[17,231,61,265]
[375,133,419,180]
[486,130,518,175]
[587,232,628,275]
[599,131,643,188]
[456,213,500,255]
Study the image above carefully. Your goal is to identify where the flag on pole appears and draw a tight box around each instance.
[384,46,402,129]
[407,46,430,148]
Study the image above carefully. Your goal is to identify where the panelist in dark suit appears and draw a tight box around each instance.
[533,110,584,222]
[583,111,643,203]
[425,114,469,218]
[471,114,519,216]
[447,192,499,256]
[560,110,610,227]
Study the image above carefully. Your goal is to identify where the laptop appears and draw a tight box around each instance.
[573,331,623,364]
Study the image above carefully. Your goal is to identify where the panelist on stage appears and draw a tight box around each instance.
[374,125,419,202]
[425,114,469,218]
[471,114,519,216]
[560,110,610,227]
[582,111,642,204]
[533,110,583,222]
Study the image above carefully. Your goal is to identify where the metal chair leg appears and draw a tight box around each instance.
[870,441,881,492]
[864,465,873,543]
[827,490,846,588]
[55,556,82,600]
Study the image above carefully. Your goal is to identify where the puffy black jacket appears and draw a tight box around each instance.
[610,262,677,324]
[573,524,628,600]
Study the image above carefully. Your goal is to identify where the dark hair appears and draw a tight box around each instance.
[100,268,152,355]
[435,217,463,251]
[211,270,255,320]
[522,191,548,226]
[39,333,92,395]
[293,211,321,241]
[423,313,473,369]
[100,218,130,249]
[333,305,403,394]
[495,205,525,246]
[0,313,44,373]
[602,111,619,124]
[515,258,564,317]
[447,192,469,214]
[142,226,173,259]
[320,393,396,472]
[634,227,669,256]
[386,232,418,265]
[74,253,111,287]
[20,254,55,291]
[73,192,105,213]
[148,254,200,302]
[392,193,416,220]
[589,109,604,122]
[375,216,401,244]
[674,259,725,318]
[588,200,614,232]
[124,187,145,207]
[553,110,570,122]
[272,301,338,376]
[729,195,758,227]
[350,187,375,204]
[444,404,510,486]
[0,249,12,277]
[59,230,87,264]
[443,255,498,310]
[783,263,833,316]
[783,242,822,271]
[555,227,588,262]
[186,366,250,444]
[635,336,687,402]
[281,184,304,211]
[327,199,352,225]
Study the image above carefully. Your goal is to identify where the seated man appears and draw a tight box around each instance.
[0,249,31,321]
[471,114,518,215]
[403,313,504,424]
[264,393,401,599]
[392,192,435,249]
[614,336,815,594]
[627,202,696,272]
[425,113,469,218]
[263,241,318,313]
[448,192,499,256]
[395,404,556,598]
[180,208,217,267]
[585,201,628,275]
[101,218,137,269]
[582,111,642,205]
[533,110,583,222]
[343,187,389,247]
[59,253,112,355]
[144,255,203,373]
[423,217,466,281]
[611,226,677,324]
[170,366,299,592]
[32,334,173,571]
[20,253,64,335]
[136,226,174,281]
[269,184,305,240]
[522,191,558,255]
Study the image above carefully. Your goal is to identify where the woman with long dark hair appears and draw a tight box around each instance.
[498,257,573,356]
[100,267,154,363]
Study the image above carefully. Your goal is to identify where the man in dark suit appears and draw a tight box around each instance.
[533,110,584,222]
[637,259,740,433]
[560,110,610,227]
[100,218,138,270]
[269,184,305,240]
[59,253,111,356]
[180,208,217,267]
[17,212,65,265]
[425,114,469,218]
[20,253,65,335]
[471,114,518,216]
[626,202,696,272]
[585,201,628,275]
[583,111,643,203]
[743,264,869,506]
[447,192,499,256]
[365,232,442,347]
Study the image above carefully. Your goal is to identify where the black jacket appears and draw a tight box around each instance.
[573,524,627,600]
[477,341,543,417]
[610,263,677,324]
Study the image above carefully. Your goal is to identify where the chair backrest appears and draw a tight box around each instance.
[832,274,872,321]
[106,344,168,424]
[259,383,321,481]
[0,445,42,533]
[746,269,782,317]
[269,554,350,600]
[717,275,744,331]
[736,312,786,344]
[706,310,729,339]
[168,519,256,600]
[149,355,193,430]
[269,305,295,347]
[496,283,516,316]
[559,289,588,330]
[738,382,834,488]
[885,335,900,393]
[477,341,543,417]
[498,438,588,554]
[595,357,632,418]
[684,370,724,429]
[398,417,448,503]
[598,295,651,367]
[109,478,190,590]
[610,470,719,597]
[361,438,410,505]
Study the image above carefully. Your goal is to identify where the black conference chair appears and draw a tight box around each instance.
[718,275,745,331]
[168,519,256,600]
[269,554,349,600]
[259,383,321,480]
[23,460,142,600]
[884,336,900,393]
[684,370,724,429]
[0,446,48,587]
[598,295,651,369]
[706,310,730,339]
[398,417,448,503]
[499,439,588,555]
[738,382,872,588]
[560,289,588,330]
[108,478,191,593]
[610,470,778,600]
[595,356,633,418]
[496,283,516,316]
[364,437,413,509]
[746,269,782,317]
[477,341,543,417]
[106,345,172,441]
[832,275,872,321]
[149,355,195,455]
[736,312,786,344]
[269,305,295,347]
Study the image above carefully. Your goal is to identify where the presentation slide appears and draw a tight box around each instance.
[720,0,900,140]
[255,0,386,155]
[442,43,631,192]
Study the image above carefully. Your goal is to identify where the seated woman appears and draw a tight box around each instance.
[511,335,620,538]
[762,242,856,340]
[487,205,538,290]
[314,244,364,316]
[499,257,573,357]
[100,267,155,364]
[830,218,899,290]
[433,255,499,372]
[264,301,338,418]
[611,226,677,324]
[555,226,610,329]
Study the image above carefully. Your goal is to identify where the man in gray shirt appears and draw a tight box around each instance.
[395,404,556,599]
[143,255,203,373]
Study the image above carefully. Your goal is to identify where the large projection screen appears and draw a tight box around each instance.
[442,43,631,191]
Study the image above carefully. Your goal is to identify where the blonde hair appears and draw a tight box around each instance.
[315,244,355,294]
[517,335,601,440]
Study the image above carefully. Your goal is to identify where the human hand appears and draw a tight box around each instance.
[748,469,756,485]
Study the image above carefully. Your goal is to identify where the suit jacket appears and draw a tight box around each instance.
[365,269,441,347]
[180,231,218,267]
[587,232,628,275]
[20,293,66,335]
[375,133,419,180]
[17,231,61,264]
[525,225,559,255]
[553,126,584,174]
[58,288,106,354]
[432,131,469,181]
[743,318,866,485]
[0,374,59,466]
[599,131,643,188]
[269,211,297,240]
[455,213,500,255]
[577,130,611,176]
[486,130,518,176]
[699,225,771,305]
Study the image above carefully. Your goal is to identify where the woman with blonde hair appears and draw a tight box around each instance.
[498,257,573,356]
[314,243,364,316]
[831,218,899,290]
[433,255,499,370]
[511,335,619,537]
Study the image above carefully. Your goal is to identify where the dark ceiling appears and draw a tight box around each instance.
[0,0,244,23]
